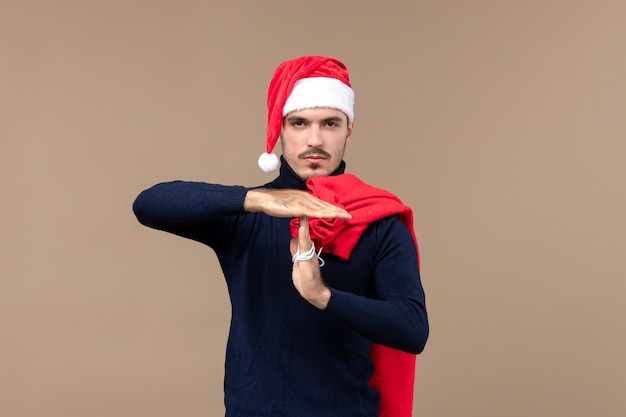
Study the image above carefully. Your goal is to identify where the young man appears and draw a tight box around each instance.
[133,56,428,417]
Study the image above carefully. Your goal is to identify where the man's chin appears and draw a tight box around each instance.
[298,166,330,181]
[291,159,341,180]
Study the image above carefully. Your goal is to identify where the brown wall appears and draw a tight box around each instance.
[2,1,625,416]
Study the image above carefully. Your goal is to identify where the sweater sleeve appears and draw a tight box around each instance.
[132,180,249,245]
[323,217,429,354]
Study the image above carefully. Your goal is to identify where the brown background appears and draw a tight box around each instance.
[2,1,625,416]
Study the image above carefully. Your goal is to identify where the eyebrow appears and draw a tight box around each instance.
[285,115,345,123]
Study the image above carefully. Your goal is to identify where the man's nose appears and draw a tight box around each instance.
[307,125,323,147]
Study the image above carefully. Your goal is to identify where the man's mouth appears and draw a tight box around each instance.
[299,151,330,161]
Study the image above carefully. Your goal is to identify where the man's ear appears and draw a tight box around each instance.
[346,122,355,144]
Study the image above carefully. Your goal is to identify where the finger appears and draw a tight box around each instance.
[306,200,351,219]
[298,215,313,252]
[319,205,351,219]
[289,237,298,258]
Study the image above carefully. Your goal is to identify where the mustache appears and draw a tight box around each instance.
[298,149,331,159]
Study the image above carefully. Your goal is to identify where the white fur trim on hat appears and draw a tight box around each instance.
[283,77,354,122]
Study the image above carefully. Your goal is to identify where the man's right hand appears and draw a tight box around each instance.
[243,189,351,219]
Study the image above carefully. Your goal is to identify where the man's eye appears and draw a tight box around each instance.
[292,120,304,127]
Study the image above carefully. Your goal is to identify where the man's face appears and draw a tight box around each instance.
[280,107,353,181]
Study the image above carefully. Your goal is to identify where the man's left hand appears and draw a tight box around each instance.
[290,215,331,309]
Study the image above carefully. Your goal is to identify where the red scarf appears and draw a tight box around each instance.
[290,174,419,417]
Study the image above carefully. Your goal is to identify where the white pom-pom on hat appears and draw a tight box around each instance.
[258,152,279,173]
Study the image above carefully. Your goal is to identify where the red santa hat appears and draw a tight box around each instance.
[258,56,355,172]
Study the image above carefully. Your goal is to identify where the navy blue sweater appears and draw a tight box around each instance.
[133,161,428,417]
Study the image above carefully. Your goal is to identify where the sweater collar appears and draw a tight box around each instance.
[266,156,346,190]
